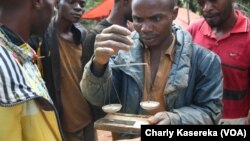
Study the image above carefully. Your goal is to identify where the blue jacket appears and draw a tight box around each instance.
[80,25,223,124]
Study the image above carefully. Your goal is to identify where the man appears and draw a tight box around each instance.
[82,0,132,67]
[0,0,62,141]
[82,0,132,121]
[188,0,250,124]
[81,0,223,134]
[36,0,96,141]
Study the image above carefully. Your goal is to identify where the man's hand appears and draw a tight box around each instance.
[93,25,133,65]
[147,112,171,125]
[92,25,133,76]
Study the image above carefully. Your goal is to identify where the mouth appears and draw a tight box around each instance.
[72,13,82,19]
[141,37,154,42]
[140,36,156,45]
[204,13,219,20]
[140,34,155,40]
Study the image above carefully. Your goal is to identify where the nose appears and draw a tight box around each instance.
[140,22,152,33]
[74,3,84,12]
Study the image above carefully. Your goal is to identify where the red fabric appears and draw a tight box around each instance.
[188,10,250,119]
[174,8,201,29]
[81,0,114,20]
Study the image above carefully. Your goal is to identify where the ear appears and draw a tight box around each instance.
[172,6,178,20]
[32,0,43,9]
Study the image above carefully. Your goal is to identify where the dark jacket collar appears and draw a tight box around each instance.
[47,16,86,45]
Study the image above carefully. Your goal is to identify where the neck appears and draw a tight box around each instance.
[212,9,237,38]
[148,33,174,53]
[0,8,30,42]
[106,6,128,27]
[54,15,73,34]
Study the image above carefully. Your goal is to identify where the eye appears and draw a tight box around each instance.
[150,16,161,22]
[68,0,74,5]
[132,16,143,23]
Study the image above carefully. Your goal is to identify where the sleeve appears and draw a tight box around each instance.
[169,47,223,125]
[82,31,97,69]
[80,58,113,106]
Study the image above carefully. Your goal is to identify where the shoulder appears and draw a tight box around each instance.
[188,18,205,28]
[74,23,87,35]
[192,43,221,66]
[187,18,206,33]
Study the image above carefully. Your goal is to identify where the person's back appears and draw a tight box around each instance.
[38,0,96,141]
[0,0,62,140]
[188,0,250,124]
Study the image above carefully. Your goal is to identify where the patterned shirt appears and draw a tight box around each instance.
[0,25,52,106]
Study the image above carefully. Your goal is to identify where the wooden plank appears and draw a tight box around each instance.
[94,113,150,135]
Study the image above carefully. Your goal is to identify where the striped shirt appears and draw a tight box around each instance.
[0,25,51,107]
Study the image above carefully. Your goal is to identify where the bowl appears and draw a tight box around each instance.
[140,101,160,110]
[102,104,122,113]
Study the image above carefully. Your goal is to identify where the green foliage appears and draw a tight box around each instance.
[238,0,250,17]
[178,0,199,14]
[85,0,103,11]
[81,0,103,29]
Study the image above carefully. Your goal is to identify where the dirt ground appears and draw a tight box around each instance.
[97,130,113,141]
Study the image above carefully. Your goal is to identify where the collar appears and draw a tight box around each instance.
[164,33,176,61]
[143,33,176,61]
[0,25,36,64]
[199,10,249,37]
[52,16,83,44]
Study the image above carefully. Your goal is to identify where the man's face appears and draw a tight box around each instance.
[132,0,176,48]
[58,0,86,23]
[33,0,57,35]
[197,0,233,27]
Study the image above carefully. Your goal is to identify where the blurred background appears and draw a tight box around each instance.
[81,0,250,29]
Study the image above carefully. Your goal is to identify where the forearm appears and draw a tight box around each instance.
[80,60,112,106]
[92,57,108,77]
